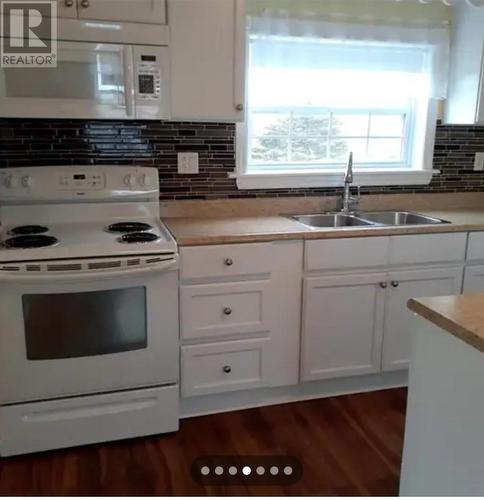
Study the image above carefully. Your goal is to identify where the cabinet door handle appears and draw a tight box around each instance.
[379,282,388,289]
[223,365,232,374]
[235,104,244,111]
[224,258,233,266]
[80,0,89,7]
[65,0,74,6]
[223,307,232,316]
[391,281,400,288]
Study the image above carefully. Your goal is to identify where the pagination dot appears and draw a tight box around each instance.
[284,465,293,476]
[200,466,210,476]
[270,466,279,475]
[256,466,265,475]
[228,466,238,476]
[242,466,252,475]
[215,466,224,475]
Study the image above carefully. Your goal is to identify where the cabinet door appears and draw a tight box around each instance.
[302,273,386,382]
[382,267,463,372]
[57,0,78,18]
[463,265,484,292]
[169,0,246,122]
[78,0,167,24]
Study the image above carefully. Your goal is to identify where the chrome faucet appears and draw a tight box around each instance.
[339,152,361,214]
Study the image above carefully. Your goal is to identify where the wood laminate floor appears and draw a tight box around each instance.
[0,388,407,496]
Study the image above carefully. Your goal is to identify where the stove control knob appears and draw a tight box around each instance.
[123,174,135,187]
[138,174,151,187]
[21,175,33,188]
[4,175,18,189]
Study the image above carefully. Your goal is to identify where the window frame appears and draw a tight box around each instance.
[232,36,440,191]
[246,106,414,171]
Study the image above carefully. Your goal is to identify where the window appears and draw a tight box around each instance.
[235,21,448,190]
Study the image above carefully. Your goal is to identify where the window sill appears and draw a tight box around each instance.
[231,169,437,190]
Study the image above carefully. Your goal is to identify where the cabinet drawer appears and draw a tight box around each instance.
[180,243,273,280]
[466,232,484,261]
[181,281,270,340]
[390,233,467,266]
[181,339,268,397]
[305,236,390,271]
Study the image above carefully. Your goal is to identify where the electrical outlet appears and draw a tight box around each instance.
[474,153,484,172]
[177,152,199,174]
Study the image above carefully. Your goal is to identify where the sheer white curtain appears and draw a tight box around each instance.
[248,1,451,99]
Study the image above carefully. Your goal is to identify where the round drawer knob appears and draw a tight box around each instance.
[65,0,74,6]
[380,282,388,289]
[80,0,89,7]
[224,258,233,266]
[223,307,232,316]
[223,365,232,374]
[391,281,400,288]
[236,104,244,111]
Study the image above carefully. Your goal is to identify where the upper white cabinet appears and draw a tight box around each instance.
[168,0,246,122]
[444,3,484,124]
[57,0,167,24]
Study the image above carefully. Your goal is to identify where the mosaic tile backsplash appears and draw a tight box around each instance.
[0,118,483,200]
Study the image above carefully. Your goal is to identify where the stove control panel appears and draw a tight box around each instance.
[58,172,105,190]
[0,166,159,202]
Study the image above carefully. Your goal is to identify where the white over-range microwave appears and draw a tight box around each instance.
[0,40,170,120]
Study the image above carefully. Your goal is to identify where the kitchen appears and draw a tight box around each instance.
[0,0,483,496]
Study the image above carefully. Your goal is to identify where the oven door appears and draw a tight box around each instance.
[0,258,179,404]
[0,41,135,119]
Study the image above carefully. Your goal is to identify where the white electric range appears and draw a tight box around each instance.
[0,166,180,457]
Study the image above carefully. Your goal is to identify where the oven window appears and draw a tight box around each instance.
[22,287,147,360]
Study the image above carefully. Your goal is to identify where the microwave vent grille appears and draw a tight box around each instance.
[127,258,141,266]
[26,265,41,272]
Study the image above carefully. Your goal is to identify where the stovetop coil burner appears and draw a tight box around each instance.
[3,235,59,249]
[108,222,153,233]
[9,225,49,236]
[120,232,160,244]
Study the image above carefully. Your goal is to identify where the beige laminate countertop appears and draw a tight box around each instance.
[162,208,484,246]
[408,294,484,355]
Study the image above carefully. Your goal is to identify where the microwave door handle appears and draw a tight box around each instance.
[123,46,135,118]
[0,258,178,283]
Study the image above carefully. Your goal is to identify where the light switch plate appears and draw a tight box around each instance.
[177,152,199,174]
[474,153,484,171]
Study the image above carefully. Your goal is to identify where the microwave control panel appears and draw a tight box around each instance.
[137,54,161,100]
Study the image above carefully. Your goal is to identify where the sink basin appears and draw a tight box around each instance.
[359,211,450,226]
[292,213,375,229]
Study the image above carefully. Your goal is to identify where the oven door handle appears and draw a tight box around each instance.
[0,257,178,283]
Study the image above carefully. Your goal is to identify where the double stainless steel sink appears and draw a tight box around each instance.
[291,211,450,229]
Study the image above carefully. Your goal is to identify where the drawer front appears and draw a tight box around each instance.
[466,232,484,262]
[181,281,269,340]
[305,236,390,271]
[0,385,179,457]
[180,243,273,281]
[390,233,467,266]
[181,339,268,397]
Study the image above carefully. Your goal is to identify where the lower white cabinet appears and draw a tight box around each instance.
[302,266,463,381]
[382,267,464,371]
[181,338,268,397]
[463,265,484,292]
[302,273,386,381]
[180,240,303,398]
